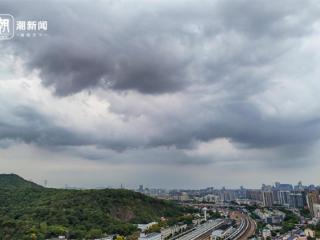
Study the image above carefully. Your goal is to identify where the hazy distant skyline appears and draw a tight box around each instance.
[1,0,320,189]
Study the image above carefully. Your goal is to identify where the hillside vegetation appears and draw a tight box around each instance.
[0,174,43,189]
[0,174,188,240]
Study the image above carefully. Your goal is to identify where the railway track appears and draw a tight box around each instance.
[226,212,256,240]
[176,220,225,240]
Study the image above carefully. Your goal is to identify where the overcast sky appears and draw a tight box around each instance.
[1,0,320,189]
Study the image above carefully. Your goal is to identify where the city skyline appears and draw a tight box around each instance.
[21,176,320,191]
[1,0,320,188]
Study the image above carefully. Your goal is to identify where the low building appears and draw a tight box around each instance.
[262,229,271,239]
[265,224,282,231]
[138,233,162,240]
[254,209,285,224]
[138,222,158,232]
[304,228,315,238]
[161,224,187,239]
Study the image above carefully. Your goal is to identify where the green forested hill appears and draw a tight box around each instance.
[0,173,43,189]
[0,174,187,240]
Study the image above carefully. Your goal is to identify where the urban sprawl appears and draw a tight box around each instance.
[133,181,320,240]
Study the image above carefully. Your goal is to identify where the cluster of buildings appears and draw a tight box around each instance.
[273,228,318,240]
[136,185,217,201]
[138,233,162,240]
[135,182,320,240]
[137,182,320,220]
[160,224,188,239]
[248,182,320,219]
[137,221,189,240]
[254,209,286,224]
[242,182,309,209]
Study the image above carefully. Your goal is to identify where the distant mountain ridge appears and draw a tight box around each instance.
[0,173,43,189]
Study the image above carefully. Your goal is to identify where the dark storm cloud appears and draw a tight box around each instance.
[2,99,319,160]
[0,105,149,151]
[0,106,91,147]
[1,0,318,96]
[146,101,320,150]
[0,0,320,164]
[1,0,193,95]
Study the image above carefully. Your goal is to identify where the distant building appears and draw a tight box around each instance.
[262,229,271,239]
[203,194,219,202]
[262,191,273,207]
[161,224,187,239]
[138,222,158,232]
[272,189,279,204]
[294,181,305,191]
[307,191,320,217]
[202,207,207,221]
[179,192,189,201]
[219,190,237,202]
[261,184,272,191]
[313,204,320,218]
[278,191,290,206]
[254,209,285,224]
[247,190,263,202]
[275,182,293,191]
[289,191,305,209]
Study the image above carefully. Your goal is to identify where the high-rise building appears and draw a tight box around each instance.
[262,191,273,207]
[219,190,237,202]
[202,207,207,221]
[262,184,272,191]
[289,191,305,209]
[313,204,320,218]
[294,181,305,191]
[247,190,263,202]
[278,191,290,206]
[238,186,247,199]
[307,191,320,217]
[272,189,279,204]
[274,182,293,191]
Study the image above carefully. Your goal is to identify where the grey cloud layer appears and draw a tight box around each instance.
[2,0,319,95]
[1,0,320,165]
[0,106,90,147]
